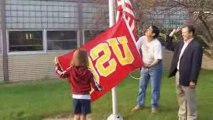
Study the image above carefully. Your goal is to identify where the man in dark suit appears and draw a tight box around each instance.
[165,25,203,120]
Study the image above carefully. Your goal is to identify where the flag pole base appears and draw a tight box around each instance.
[107,114,123,120]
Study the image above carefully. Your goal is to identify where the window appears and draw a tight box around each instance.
[84,30,103,43]
[47,31,77,50]
[9,31,43,52]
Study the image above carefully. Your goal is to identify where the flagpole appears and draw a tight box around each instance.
[107,0,123,120]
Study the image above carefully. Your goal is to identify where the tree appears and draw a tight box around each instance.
[133,0,213,58]
[91,0,213,59]
[166,0,213,58]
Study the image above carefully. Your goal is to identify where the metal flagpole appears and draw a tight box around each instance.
[107,0,123,120]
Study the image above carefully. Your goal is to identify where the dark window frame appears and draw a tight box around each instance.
[47,30,77,51]
[8,30,43,52]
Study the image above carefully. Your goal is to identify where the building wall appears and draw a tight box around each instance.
[201,54,213,70]
[0,56,3,81]
[0,0,2,54]
[0,50,174,82]
[82,2,108,30]
[0,0,2,29]
[0,0,212,82]
[144,7,189,29]
[0,49,211,82]
[0,0,4,82]
[0,0,109,82]
[5,0,108,30]
[5,0,78,29]
[7,51,66,82]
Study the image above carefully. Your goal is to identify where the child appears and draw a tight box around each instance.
[55,49,102,120]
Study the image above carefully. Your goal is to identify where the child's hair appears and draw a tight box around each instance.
[71,49,89,67]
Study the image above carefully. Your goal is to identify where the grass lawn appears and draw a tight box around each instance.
[0,70,212,120]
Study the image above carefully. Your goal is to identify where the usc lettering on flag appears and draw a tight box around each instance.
[56,18,143,102]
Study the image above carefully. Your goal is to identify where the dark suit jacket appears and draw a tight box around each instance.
[165,35,203,86]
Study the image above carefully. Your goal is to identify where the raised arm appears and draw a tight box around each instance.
[55,64,71,78]
[54,57,71,78]
[165,28,180,51]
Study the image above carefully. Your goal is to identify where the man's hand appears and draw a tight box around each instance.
[144,59,160,68]
[144,64,154,68]
[189,81,196,89]
[169,27,181,37]
[144,64,151,68]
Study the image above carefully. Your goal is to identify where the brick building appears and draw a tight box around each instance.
[0,0,108,82]
[0,0,212,82]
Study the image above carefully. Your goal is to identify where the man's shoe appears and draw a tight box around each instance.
[151,107,158,113]
[131,105,142,112]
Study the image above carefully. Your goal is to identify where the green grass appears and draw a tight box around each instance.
[0,70,212,120]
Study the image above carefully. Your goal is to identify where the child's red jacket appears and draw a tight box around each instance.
[55,65,101,95]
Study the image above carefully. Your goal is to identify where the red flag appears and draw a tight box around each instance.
[116,0,137,39]
[56,18,143,102]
